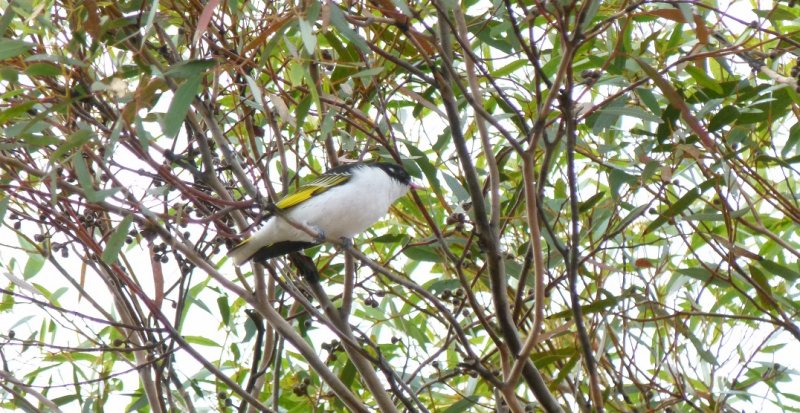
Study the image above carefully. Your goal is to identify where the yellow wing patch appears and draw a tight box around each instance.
[274,173,350,210]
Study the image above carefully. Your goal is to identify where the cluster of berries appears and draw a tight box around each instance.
[581,69,602,86]
[291,377,313,397]
[321,339,344,365]
[152,242,170,263]
[363,290,385,308]
[441,288,470,316]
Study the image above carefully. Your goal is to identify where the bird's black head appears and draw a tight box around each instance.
[374,162,412,186]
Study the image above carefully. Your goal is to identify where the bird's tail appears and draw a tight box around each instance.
[227,238,260,266]
[227,237,318,265]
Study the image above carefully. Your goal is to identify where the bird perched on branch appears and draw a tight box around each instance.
[228,162,420,265]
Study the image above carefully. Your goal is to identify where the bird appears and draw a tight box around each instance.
[227,162,419,265]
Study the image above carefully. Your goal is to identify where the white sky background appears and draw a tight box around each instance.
[2,0,800,411]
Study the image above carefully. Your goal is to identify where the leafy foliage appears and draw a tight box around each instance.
[1,0,799,412]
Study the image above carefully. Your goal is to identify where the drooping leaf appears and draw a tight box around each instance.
[217,295,230,326]
[164,59,217,79]
[183,335,220,347]
[442,398,478,413]
[101,215,133,265]
[549,295,622,320]
[403,245,442,262]
[708,105,740,132]
[50,128,93,163]
[163,74,202,138]
[0,38,34,59]
[643,178,717,234]
[759,259,800,282]
[327,5,368,53]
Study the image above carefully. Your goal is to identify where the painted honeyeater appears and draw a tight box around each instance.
[227,162,420,265]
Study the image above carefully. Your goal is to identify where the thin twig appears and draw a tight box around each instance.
[562,84,604,412]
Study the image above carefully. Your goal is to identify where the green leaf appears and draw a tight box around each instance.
[51,395,80,407]
[473,20,513,53]
[104,121,123,164]
[164,59,217,79]
[759,259,800,282]
[23,253,45,280]
[0,38,34,60]
[754,6,798,20]
[25,53,87,68]
[580,0,601,30]
[101,215,133,265]
[298,18,316,54]
[0,66,17,81]
[217,296,230,326]
[407,145,440,193]
[50,128,93,163]
[685,65,723,95]
[25,62,61,77]
[635,57,711,145]
[242,314,257,342]
[782,122,800,157]
[403,245,441,262]
[675,267,730,287]
[442,173,470,202]
[73,155,95,192]
[183,335,220,347]
[295,95,312,125]
[20,134,61,148]
[549,295,621,319]
[685,329,718,365]
[243,73,264,111]
[0,101,35,123]
[340,360,357,389]
[550,352,580,391]
[0,283,13,311]
[749,264,774,306]
[164,74,202,138]
[491,59,528,78]
[72,155,121,202]
[442,398,477,413]
[371,233,408,244]
[612,204,648,234]
[423,278,461,294]
[708,105,740,132]
[50,287,67,305]
[82,397,96,413]
[589,97,625,133]
[532,346,579,369]
[608,169,638,200]
[636,87,662,116]
[0,195,9,224]
[0,3,17,34]
[643,178,716,234]
[351,66,384,79]
[578,191,606,212]
[594,105,663,124]
[327,5,368,53]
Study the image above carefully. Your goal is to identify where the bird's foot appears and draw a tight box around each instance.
[311,226,326,243]
[339,237,353,248]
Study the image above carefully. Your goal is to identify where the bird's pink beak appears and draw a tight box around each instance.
[410,181,424,190]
